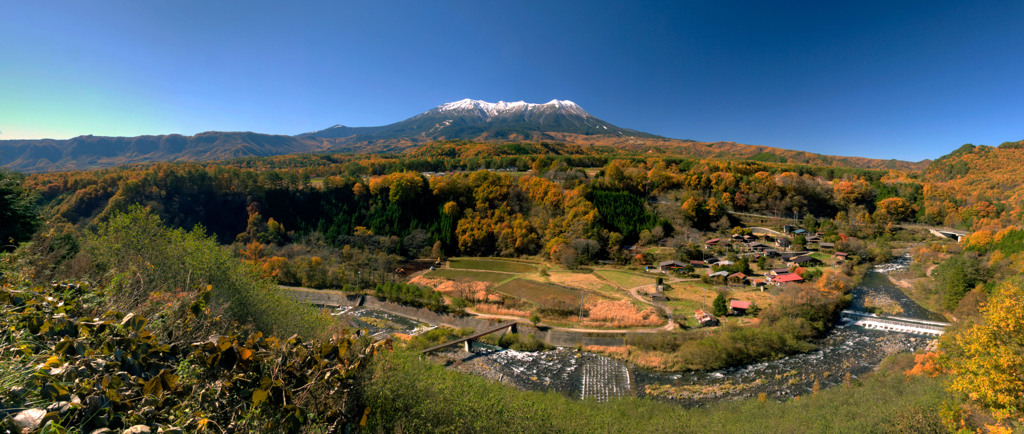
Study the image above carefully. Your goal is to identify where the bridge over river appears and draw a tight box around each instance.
[840,310,950,336]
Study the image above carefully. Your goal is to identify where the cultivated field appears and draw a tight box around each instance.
[595,269,656,289]
[424,269,513,284]
[448,258,537,273]
[493,278,582,307]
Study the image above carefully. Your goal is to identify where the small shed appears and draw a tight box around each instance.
[695,309,718,327]
[650,285,668,301]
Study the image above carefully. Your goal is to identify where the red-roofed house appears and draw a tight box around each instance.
[769,273,804,285]
[729,300,753,315]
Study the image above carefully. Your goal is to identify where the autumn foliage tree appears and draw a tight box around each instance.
[945,277,1024,421]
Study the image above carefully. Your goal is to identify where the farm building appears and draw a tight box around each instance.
[694,309,718,327]
[659,260,687,272]
[729,300,753,315]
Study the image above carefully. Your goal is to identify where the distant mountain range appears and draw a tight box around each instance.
[0,99,929,172]
[299,99,660,147]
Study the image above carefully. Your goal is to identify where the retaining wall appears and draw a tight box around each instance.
[284,287,629,347]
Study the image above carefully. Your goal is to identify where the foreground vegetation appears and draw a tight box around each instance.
[363,350,948,433]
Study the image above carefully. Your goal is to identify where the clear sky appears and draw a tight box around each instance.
[2,1,1022,161]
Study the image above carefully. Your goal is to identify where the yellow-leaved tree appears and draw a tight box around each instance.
[945,277,1024,421]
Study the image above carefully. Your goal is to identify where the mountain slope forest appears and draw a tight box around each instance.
[1,140,1022,432]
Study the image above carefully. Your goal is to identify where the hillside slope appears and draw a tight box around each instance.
[0,132,326,172]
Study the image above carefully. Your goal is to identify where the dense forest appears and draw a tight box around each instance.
[2,140,1023,432]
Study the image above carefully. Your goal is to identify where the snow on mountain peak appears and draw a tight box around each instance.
[436,98,588,118]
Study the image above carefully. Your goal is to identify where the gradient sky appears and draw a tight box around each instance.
[2,1,1022,161]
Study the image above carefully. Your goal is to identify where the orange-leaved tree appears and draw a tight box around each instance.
[944,277,1024,421]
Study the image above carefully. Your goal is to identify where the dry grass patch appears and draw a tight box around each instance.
[410,275,500,303]
[473,303,530,317]
[583,299,663,328]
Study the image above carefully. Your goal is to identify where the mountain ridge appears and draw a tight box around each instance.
[0,99,932,172]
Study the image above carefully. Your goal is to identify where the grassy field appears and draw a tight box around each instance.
[425,269,515,284]
[533,271,623,297]
[810,252,833,262]
[448,258,537,273]
[494,278,582,307]
[595,269,656,289]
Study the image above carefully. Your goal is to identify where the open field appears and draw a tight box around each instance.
[529,271,623,297]
[494,278,582,307]
[448,258,537,273]
[424,269,514,284]
[595,269,656,289]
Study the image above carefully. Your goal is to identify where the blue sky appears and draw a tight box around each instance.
[2,1,1022,161]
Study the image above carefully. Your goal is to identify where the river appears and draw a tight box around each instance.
[334,255,942,405]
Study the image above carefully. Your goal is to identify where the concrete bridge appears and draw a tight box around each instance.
[840,310,950,336]
[927,228,969,242]
[420,322,518,354]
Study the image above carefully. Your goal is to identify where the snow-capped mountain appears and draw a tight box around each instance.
[433,98,590,119]
[299,98,660,144]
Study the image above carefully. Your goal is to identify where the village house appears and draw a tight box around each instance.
[689,259,708,268]
[727,272,749,285]
[658,260,687,272]
[776,238,792,248]
[749,278,768,290]
[819,242,835,250]
[705,238,721,248]
[768,273,804,285]
[747,242,770,251]
[708,270,730,279]
[770,267,791,276]
[788,255,821,267]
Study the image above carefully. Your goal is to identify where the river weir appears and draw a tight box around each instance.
[337,256,941,405]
